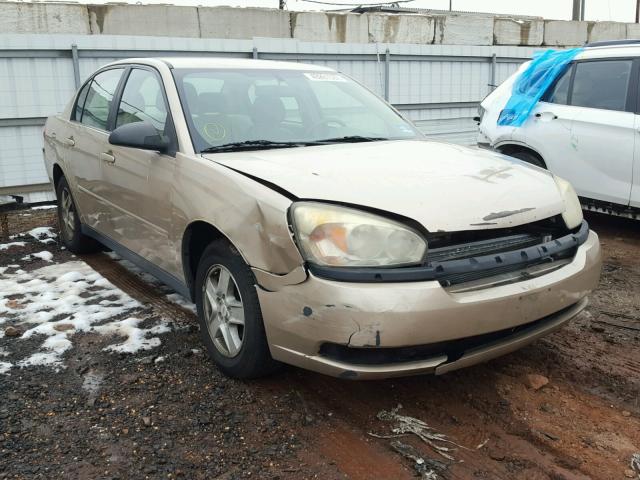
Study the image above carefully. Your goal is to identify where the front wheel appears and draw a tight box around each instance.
[194,241,278,379]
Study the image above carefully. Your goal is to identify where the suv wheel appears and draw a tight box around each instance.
[56,177,101,253]
[194,241,278,378]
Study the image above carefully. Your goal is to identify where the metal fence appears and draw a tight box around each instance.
[0,34,538,201]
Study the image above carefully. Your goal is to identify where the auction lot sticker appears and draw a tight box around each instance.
[304,72,347,82]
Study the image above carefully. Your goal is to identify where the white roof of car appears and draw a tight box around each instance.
[579,44,640,60]
[108,57,333,71]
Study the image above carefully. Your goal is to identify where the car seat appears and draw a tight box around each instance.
[193,92,234,145]
[249,94,291,141]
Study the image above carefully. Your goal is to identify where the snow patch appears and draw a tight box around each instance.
[0,362,11,375]
[106,252,197,314]
[27,227,57,244]
[32,251,54,262]
[19,351,62,368]
[0,241,26,251]
[166,293,196,313]
[0,261,170,372]
[94,317,171,353]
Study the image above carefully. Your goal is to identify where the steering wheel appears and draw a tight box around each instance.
[306,117,347,136]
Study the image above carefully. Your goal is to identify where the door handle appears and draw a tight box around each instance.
[535,112,558,121]
[63,136,75,147]
[100,151,116,164]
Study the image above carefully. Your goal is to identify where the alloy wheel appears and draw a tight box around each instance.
[202,264,245,358]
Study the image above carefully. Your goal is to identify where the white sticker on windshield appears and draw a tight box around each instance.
[304,72,347,82]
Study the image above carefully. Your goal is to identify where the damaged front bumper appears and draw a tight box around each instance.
[257,229,602,379]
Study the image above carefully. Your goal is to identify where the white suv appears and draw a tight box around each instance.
[479,41,640,219]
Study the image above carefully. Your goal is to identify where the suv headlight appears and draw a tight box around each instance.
[553,175,583,229]
[290,202,427,267]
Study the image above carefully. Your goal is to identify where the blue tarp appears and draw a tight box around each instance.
[498,48,583,127]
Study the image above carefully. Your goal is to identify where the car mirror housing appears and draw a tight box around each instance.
[109,121,169,153]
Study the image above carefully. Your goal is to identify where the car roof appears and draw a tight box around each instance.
[105,57,334,71]
[579,43,640,60]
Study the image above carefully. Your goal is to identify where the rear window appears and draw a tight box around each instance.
[80,68,125,131]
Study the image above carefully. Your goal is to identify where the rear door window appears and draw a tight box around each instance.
[80,68,125,131]
[73,81,91,121]
[570,60,632,111]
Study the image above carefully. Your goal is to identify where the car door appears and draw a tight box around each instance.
[518,63,579,180]
[65,67,126,229]
[98,66,178,271]
[563,58,636,206]
[630,67,640,209]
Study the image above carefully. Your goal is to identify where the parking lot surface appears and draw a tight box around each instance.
[1,207,639,480]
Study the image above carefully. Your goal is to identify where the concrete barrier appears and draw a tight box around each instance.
[88,5,200,37]
[199,7,290,40]
[587,21,627,43]
[292,12,368,43]
[543,20,588,46]
[0,3,637,48]
[0,2,90,35]
[367,13,436,44]
[434,14,493,45]
[627,23,640,39]
[494,17,543,46]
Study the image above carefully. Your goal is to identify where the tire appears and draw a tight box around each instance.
[508,150,546,169]
[194,241,279,379]
[56,176,101,253]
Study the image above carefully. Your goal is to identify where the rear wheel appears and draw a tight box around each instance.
[56,176,101,253]
[508,149,546,169]
[194,241,278,379]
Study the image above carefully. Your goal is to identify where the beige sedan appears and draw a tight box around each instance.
[44,57,602,379]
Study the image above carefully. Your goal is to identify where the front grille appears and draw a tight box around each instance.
[425,215,576,287]
[428,233,547,263]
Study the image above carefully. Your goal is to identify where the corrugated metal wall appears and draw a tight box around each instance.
[0,34,537,201]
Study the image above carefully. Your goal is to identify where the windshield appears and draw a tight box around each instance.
[172,68,422,153]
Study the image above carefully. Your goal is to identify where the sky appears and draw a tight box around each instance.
[75,0,636,22]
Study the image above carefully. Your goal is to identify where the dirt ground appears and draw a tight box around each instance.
[1,207,639,480]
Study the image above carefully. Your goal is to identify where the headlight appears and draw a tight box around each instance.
[553,175,583,229]
[290,202,427,267]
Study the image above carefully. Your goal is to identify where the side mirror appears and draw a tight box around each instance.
[109,121,169,153]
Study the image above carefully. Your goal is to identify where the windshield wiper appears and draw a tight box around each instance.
[200,140,321,153]
[200,136,389,154]
[314,135,389,144]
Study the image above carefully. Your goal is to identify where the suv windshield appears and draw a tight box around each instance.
[172,68,421,153]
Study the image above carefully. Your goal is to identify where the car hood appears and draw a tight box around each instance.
[203,140,566,232]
